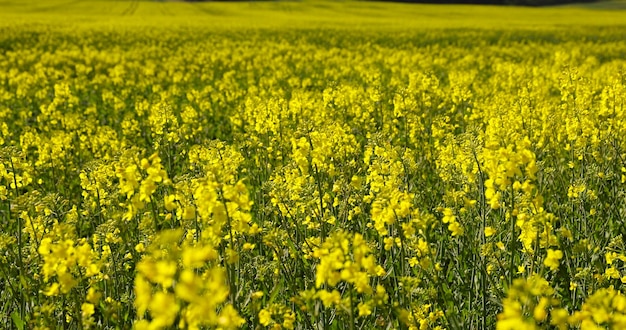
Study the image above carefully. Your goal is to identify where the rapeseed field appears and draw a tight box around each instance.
[2,0,626,329]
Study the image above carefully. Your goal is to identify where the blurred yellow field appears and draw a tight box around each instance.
[2,0,626,329]
[3,0,626,28]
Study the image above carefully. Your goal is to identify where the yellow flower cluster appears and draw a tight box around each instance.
[570,287,626,328]
[258,303,296,330]
[497,275,567,330]
[134,229,244,330]
[500,276,626,329]
[116,153,170,222]
[38,237,101,295]
[2,2,626,329]
[313,231,386,290]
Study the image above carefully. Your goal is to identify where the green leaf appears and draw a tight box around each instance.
[268,280,283,305]
[11,311,24,330]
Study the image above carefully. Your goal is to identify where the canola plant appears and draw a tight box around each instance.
[2,0,626,329]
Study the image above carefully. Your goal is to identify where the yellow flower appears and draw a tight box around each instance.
[259,309,273,326]
[357,302,372,317]
[216,305,245,329]
[544,249,563,272]
[138,260,177,287]
[449,221,464,237]
[442,208,455,223]
[182,205,196,220]
[383,237,394,251]
[550,308,569,330]
[497,275,556,329]
[283,314,296,329]
[182,246,217,268]
[605,267,620,279]
[316,290,341,308]
[81,303,95,318]
[86,287,102,304]
[149,291,179,328]
[251,291,264,299]
[44,283,60,296]
[164,194,177,211]
[134,275,152,316]
[533,297,549,322]
[135,242,145,253]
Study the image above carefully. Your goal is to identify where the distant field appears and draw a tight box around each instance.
[564,0,626,9]
[2,0,626,29]
[2,1,626,330]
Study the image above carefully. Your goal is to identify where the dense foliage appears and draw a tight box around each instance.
[2,1,626,329]
[184,0,601,6]
[372,0,600,6]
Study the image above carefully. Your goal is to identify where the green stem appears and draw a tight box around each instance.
[219,186,239,310]
[509,184,516,286]
[9,157,25,321]
[349,286,356,330]
[472,148,488,328]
